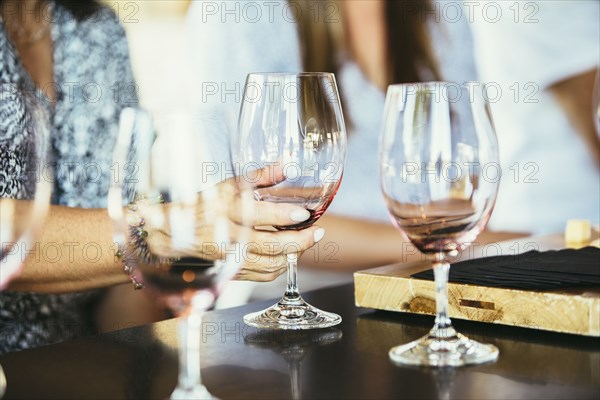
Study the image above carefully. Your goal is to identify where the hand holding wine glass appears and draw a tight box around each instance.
[380,82,500,366]
[235,72,347,330]
[132,170,325,285]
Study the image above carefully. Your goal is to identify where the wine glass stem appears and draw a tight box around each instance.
[175,313,205,395]
[284,253,300,300]
[432,254,454,336]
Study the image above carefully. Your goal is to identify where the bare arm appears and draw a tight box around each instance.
[549,68,600,167]
[7,205,127,293]
[7,183,323,292]
[300,214,527,270]
[300,215,413,270]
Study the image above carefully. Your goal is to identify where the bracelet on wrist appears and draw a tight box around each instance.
[115,194,172,290]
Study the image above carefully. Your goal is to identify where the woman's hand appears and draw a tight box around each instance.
[229,195,325,282]
[140,175,324,282]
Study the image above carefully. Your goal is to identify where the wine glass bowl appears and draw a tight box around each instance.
[236,72,346,330]
[253,167,341,231]
[380,82,500,366]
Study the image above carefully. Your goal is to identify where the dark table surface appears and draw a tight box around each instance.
[1,283,599,399]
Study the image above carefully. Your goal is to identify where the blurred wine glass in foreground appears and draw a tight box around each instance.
[380,82,500,366]
[109,109,251,399]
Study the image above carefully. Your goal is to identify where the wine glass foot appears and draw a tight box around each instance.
[171,384,215,400]
[389,331,498,367]
[243,297,341,330]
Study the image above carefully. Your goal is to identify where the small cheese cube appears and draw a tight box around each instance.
[565,220,592,244]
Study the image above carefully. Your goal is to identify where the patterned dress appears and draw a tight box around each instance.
[0,1,138,353]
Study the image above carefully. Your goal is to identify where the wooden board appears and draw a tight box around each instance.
[354,234,600,336]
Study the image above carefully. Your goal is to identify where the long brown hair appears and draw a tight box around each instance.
[292,0,441,87]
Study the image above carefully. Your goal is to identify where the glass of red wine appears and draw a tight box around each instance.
[380,82,500,366]
[235,72,346,329]
[109,109,252,399]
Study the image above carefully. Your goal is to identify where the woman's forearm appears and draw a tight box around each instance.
[7,205,128,293]
[299,215,413,270]
[300,214,529,270]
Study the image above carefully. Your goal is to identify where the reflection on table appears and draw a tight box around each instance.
[0,284,598,399]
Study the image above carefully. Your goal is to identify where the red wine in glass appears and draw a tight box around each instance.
[380,82,500,366]
[255,179,341,231]
[237,72,347,329]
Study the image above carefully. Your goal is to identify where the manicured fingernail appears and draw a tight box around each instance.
[290,209,310,222]
[313,228,325,243]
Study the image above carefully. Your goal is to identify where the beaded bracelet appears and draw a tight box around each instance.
[115,194,170,290]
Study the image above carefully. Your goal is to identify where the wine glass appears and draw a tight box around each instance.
[0,100,52,394]
[235,72,346,329]
[109,109,251,399]
[380,82,500,366]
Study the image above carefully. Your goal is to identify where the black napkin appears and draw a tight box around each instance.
[411,247,600,290]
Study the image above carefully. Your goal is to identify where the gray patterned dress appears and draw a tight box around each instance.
[0,2,138,353]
